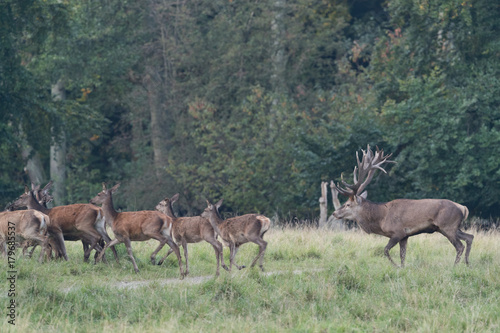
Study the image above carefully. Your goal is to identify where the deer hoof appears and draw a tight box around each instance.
[222,264,230,271]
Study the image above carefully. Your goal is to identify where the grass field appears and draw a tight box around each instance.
[1,226,499,332]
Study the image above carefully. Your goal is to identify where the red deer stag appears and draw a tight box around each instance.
[155,194,228,276]
[201,199,271,272]
[90,183,184,277]
[11,185,117,262]
[0,210,50,263]
[332,145,473,267]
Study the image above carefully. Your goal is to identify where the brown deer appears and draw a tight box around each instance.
[155,194,228,276]
[201,199,271,272]
[19,182,57,258]
[0,210,50,263]
[332,145,474,267]
[11,185,117,262]
[90,183,184,277]
[33,181,117,262]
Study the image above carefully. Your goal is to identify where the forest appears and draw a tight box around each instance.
[1,0,499,222]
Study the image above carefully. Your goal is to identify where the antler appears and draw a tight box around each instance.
[335,145,395,197]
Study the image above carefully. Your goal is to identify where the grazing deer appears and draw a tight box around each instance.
[201,199,271,272]
[90,183,184,277]
[332,145,474,267]
[0,210,50,263]
[11,185,117,262]
[155,194,228,276]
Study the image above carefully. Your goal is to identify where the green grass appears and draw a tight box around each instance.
[1,227,499,332]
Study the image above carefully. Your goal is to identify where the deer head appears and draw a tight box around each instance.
[90,183,120,206]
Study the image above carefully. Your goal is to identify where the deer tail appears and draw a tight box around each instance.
[39,215,48,235]
[257,216,271,236]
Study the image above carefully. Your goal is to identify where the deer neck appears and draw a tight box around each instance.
[206,211,225,238]
[27,193,50,215]
[100,194,118,224]
[165,203,176,218]
[355,200,387,235]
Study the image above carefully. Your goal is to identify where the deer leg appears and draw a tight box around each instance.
[248,236,268,271]
[219,242,229,272]
[208,239,223,276]
[157,248,173,266]
[82,240,91,263]
[83,237,102,263]
[164,237,185,278]
[54,232,68,261]
[148,238,167,265]
[122,238,139,273]
[384,237,403,267]
[211,243,220,277]
[231,244,245,270]
[101,233,119,263]
[440,231,465,265]
[227,242,235,271]
[208,238,228,276]
[37,237,49,264]
[457,230,473,265]
[93,239,108,264]
[179,240,190,276]
[399,237,408,268]
[96,238,120,263]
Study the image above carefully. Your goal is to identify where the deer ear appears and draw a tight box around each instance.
[215,199,223,209]
[359,191,368,199]
[102,182,107,191]
[171,193,180,204]
[111,183,121,193]
[24,185,30,194]
[42,180,53,195]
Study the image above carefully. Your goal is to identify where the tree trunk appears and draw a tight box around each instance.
[270,0,287,133]
[50,79,67,205]
[318,181,328,228]
[145,67,168,180]
[20,122,46,186]
[327,180,345,230]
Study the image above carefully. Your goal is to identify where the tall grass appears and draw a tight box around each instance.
[1,227,499,332]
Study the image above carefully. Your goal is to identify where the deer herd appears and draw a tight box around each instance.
[1,146,473,278]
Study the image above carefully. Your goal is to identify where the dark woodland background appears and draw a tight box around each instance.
[1,0,499,221]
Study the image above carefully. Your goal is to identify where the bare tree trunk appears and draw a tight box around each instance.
[145,67,168,180]
[20,129,46,185]
[50,79,67,205]
[327,180,345,230]
[318,181,328,228]
[270,0,287,133]
[330,180,341,210]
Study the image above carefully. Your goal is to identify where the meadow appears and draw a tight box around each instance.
[1,225,499,332]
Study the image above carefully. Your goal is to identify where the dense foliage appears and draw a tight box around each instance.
[1,0,499,219]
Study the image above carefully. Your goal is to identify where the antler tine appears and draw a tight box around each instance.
[333,173,355,197]
[42,180,53,192]
[337,145,395,197]
[335,145,395,197]
[356,145,395,194]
